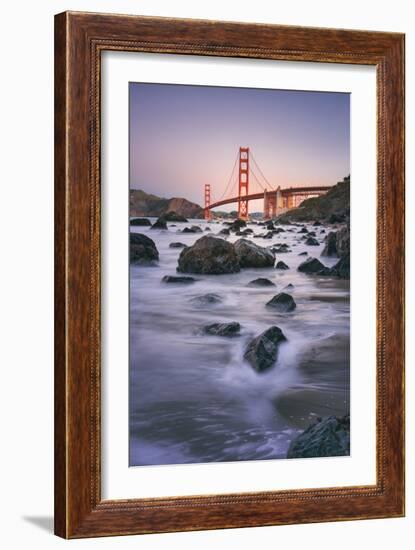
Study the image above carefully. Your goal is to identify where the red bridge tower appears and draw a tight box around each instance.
[204,183,212,220]
[238,147,249,220]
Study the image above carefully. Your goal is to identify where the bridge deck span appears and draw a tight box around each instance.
[208,185,332,211]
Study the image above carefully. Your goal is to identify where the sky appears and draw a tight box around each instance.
[129,82,350,211]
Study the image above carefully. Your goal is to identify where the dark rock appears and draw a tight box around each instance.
[266,293,296,312]
[219,228,231,236]
[298,257,326,274]
[321,231,338,257]
[244,326,287,372]
[162,275,198,284]
[335,225,350,257]
[265,221,275,231]
[247,278,276,287]
[262,231,274,239]
[330,253,350,279]
[161,211,188,222]
[313,221,322,226]
[130,217,152,226]
[305,236,319,246]
[298,251,308,256]
[203,322,241,337]
[298,227,308,233]
[177,235,240,274]
[234,239,275,268]
[307,231,316,237]
[283,283,294,290]
[229,219,247,232]
[169,242,187,249]
[151,218,168,230]
[328,213,346,224]
[238,228,254,236]
[287,414,350,458]
[130,233,159,265]
[190,293,222,305]
[275,261,289,270]
[204,226,211,231]
[182,225,202,233]
[271,245,291,254]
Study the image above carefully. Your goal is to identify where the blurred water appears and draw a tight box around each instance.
[129,219,350,466]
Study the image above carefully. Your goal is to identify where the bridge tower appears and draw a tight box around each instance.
[238,147,249,220]
[204,183,212,220]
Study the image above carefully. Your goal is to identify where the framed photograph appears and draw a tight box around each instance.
[54,11,405,538]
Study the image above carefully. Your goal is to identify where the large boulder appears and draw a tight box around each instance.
[234,239,275,268]
[177,235,240,274]
[130,217,151,226]
[130,233,159,265]
[203,322,241,337]
[287,415,350,458]
[298,257,326,274]
[244,326,287,372]
[266,293,296,312]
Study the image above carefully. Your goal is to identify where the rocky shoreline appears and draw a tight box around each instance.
[130,209,350,459]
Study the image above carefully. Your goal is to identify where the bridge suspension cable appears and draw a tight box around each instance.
[217,150,240,202]
[250,151,275,191]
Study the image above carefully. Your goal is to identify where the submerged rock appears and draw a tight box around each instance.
[234,239,275,268]
[283,283,294,291]
[151,217,168,230]
[130,233,159,265]
[298,257,326,274]
[177,235,240,274]
[305,236,319,246]
[298,227,308,234]
[275,261,289,270]
[169,242,187,248]
[247,278,276,287]
[244,326,287,372]
[162,275,198,284]
[130,217,151,226]
[287,414,350,458]
[182,225,202,233]
[190,293,222,305]
[203,322,241,337]
[266,293,296,312]
[298,251,308,256]
[219,228,231,236]
[161,211,188,222]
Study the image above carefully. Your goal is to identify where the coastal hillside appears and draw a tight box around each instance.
[130,189,204,219]
[278,175,350,223]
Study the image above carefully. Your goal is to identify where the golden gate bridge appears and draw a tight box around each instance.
[204,147,332,221]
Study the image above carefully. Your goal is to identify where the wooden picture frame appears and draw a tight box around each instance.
[54,11,405,538]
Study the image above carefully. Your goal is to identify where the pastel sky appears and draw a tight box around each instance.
[129,82,350,211]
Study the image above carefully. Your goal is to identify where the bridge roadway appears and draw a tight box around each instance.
[208,185,332,211]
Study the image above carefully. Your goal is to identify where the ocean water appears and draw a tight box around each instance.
[129,219,350,466]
